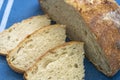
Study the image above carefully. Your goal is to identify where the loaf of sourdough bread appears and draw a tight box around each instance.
[24,42,85,80]
[7,24,66,73]
[0,15,50,55]
[40,0,120,76]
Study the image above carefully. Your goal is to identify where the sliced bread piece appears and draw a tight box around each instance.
[7,24,66,73]
[24,41,85,80]
[0,15,50,55]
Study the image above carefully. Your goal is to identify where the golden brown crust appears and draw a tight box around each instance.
[0,51,8,56]
[67,0,120,76]
[24,73,28,80]
[6,55,25,73]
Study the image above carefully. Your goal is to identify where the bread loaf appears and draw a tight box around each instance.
[24,42,85,80]
[0,15,50,55]
[7,24,66,73]
[40,0,120,76]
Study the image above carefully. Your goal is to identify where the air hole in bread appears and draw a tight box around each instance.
[73,47,76,49]
[84,31,87,36]
[28,44,34,48]
[68,64,72,68]
[25,39,33,44]
[74,63,78,68]
[8,29,12,32]
[45,31,49,33]
[13,27,16,30]
[31,66,38,74]
[16,39,19,41]
[98,65,103,71]
[7,36,11,40]
[49,51,56,54]
[62,47,66,50]
[29,22,32,24]
[11,56,15,61]
[48,77,52,79]
[54,54,58,57]
[69,52,74,56]
[24,65,28,68]
[61,52,67,55]
[49,70,54,73]
[79,8,82,12]
[42,60,53,68]
[27,35,31,39]
[55,5,58,8]
[17,47,22,53]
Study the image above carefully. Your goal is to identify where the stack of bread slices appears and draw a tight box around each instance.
[0,15,85,80]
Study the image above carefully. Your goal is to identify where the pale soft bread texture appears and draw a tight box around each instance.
[0,15,50,55]
[7,24,66,73]
[24,42,85,80]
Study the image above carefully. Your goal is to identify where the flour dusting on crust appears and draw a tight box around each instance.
[103,7,120,28]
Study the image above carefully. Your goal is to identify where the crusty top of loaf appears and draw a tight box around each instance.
[65,0,118,23]
[66,0,120,75]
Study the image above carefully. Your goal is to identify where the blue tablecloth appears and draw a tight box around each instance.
[0,0,120,80]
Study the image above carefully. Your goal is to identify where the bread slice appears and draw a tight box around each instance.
[40,0,120,76]
[7,24,66,73]
[0,15,50,55]
[24,41,85,80]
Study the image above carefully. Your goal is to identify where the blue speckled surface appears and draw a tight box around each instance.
[0,0,120,80]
